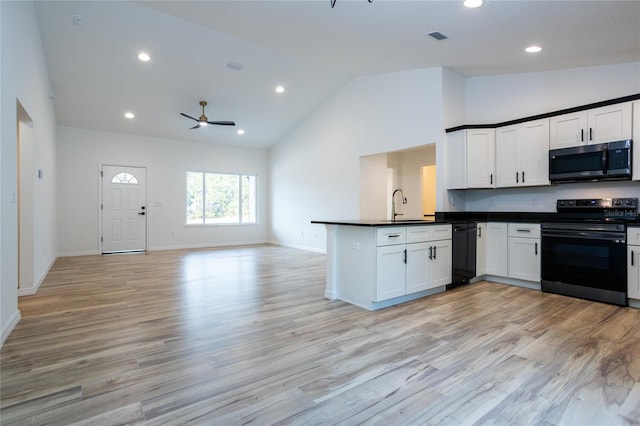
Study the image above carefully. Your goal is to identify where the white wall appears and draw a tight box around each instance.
[459,62,640,212]
[56,126,269,255]
[269,67,445,252]
[464,62,640,124]
[1,1,57,345]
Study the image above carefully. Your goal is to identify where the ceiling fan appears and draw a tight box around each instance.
[180,101,235,129]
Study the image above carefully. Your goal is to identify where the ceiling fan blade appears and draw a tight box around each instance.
[180,112,198,121]
[207,121,236,126]
[189,123,201,130]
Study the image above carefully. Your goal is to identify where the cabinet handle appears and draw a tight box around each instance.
[516,229,531,233]
[535,242,538,256]
[388,234,400,238]
[589,127,593,141]
[632,250,635,266]
[522,171,525,183]
[516,172,519,183]
[478,227,482,238]
[581,128,584,142]
[490,174,493,185]
[429,246,433,260]
[404,249,407,264]
[433,246,437,260]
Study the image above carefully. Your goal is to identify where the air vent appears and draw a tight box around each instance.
[227,62,244,71]
[427,31,448,41]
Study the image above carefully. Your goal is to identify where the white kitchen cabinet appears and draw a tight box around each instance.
[446,129,495,190]
[628,227,640,300]
[633,101,640,181]
[549,102,632,149]
[476,223,487,276]
[376,244,407,301]
[467,129,496,188]
[374,224,452,303]
[486,222,508,277]
[495,119,550,188]
[507,223,541,282]
[429,238,453,288]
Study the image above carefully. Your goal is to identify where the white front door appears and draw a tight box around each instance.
[101,165,147,253]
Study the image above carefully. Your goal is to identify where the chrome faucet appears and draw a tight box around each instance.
[391,188,408,221]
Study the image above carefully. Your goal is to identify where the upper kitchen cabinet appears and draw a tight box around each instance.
[496,119,550,188]
[446,129,495,189]
[467,129,496,188]
[549,102,632,149]
[633,101,640,181]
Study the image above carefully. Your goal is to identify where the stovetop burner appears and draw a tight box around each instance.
[553,197,639,223]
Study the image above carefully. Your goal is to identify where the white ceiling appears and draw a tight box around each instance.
[35,1,640,149]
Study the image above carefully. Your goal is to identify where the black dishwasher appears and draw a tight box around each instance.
[451,222,477,285]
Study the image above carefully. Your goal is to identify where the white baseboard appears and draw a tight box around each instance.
[149,240,271,251]
[269,240,326,254]
[18,255,57,296]
[1,310,21,347]
[58,250,99,257]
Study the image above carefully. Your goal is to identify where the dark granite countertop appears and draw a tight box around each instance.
[311,218,440,227]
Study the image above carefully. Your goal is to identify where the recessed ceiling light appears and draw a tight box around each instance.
[237,129,245,135]
[124,112,135,119]
[525,45,542,53]
[463,0,483,8]
[138,52,150,62]
[275,86,285,94]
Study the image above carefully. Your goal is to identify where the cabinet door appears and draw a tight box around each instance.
[508,237,541,282]
[629,246,640,300]
[375,245,406,301]
[467,129,496,188]
[406,242,430,294]
[486,222,508,277]
[550,111,587,149]
[587,102,633,144]
[495,126,518,187]
[429,239,452,288]
[476,223,487,276]
[519,119,550,186]
[633,101,640,181]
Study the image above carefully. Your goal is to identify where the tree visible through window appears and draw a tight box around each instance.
[186,172,257,224]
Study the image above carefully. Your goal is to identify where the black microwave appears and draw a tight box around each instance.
[549,140,632,183]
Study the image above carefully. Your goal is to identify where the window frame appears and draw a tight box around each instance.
[185,170,258,226]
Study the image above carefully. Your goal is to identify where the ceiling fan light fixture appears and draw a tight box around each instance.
[199,121,208,126]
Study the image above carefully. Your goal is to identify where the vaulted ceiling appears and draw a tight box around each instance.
[35,1,640,149]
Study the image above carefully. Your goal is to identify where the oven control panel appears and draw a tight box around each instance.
[557,198,638,210]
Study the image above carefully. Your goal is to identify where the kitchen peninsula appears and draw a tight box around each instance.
[311,220,452,310]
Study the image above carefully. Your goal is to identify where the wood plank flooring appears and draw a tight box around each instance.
[2,244,640,425]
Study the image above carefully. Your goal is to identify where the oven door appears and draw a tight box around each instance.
[541,226,627,305]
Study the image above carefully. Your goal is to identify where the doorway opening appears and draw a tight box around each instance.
[17,100,35,294]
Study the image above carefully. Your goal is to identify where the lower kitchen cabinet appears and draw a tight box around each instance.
[486,222,508,276]
[629,227,640,300]
[375,225,452,302]
[476,223,487,276]
[507,223,541,282]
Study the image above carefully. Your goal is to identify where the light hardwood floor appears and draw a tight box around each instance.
[1,244,640,425]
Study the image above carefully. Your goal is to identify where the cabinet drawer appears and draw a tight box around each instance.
[508,223,540,238]
[429,224,452,241]
[629,227,640,246]
[376,227,406,246]
[406,226,430,243]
